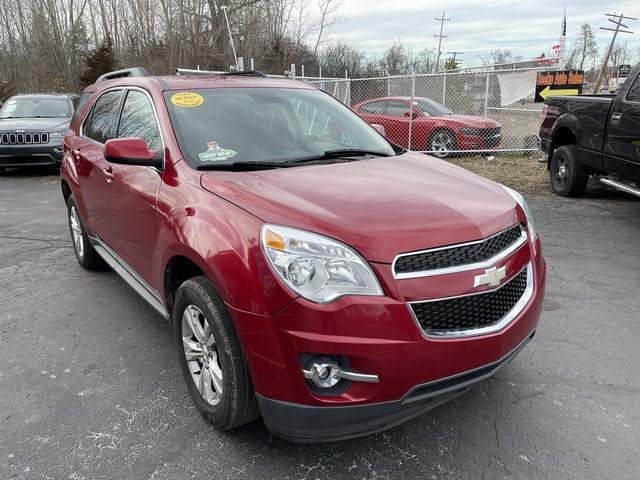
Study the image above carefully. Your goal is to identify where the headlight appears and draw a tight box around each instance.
[49,130,66,139]
[502,186,537,240]
[460,127,481,135]
[261,224,383,303]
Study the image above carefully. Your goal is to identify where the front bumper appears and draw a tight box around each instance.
[230,238,546,442]
[0,143,63,167]
[457,133,502,150]
[257,331,534,443]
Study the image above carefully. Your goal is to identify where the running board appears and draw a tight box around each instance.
[600,178,640,198]
[89,237,170,321]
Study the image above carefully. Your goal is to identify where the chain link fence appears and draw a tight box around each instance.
[308,66,554,157]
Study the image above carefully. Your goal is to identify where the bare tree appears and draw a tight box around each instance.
[576,23,597,70]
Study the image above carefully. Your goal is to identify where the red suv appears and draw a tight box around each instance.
[353,96,502,157]
[61,68,545,442]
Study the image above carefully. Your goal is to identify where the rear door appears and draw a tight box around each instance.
[99,88,163,282]
[604,69,640,180]
[77,89,124,237]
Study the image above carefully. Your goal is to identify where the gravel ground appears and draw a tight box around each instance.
[0,165,638,480]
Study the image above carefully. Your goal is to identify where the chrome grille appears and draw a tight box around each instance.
[0,132,49,145]
[394,224,525,278]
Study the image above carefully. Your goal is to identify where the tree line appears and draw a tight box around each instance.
[0,0,636,100]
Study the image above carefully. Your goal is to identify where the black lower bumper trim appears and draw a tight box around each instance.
[257,331,535,443]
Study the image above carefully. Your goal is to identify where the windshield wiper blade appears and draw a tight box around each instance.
[288,149,391,164]
[196,161,296,171]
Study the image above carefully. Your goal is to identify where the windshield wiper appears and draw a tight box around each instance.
[287,149,391,164]
[196,161,297,171]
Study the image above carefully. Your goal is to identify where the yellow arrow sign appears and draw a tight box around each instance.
[539,86,579,100]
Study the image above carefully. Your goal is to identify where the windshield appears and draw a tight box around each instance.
[164,87,395,167]
[413,98,452,116]
[0,97,72,119]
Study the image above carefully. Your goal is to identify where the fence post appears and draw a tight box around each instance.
[442,71,447,106]
[484,70,490,117]
[408,70,416,150]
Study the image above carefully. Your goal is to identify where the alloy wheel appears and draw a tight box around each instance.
[554,156,569,189]
[430,132,455,158]
[69,205,84,258]
[181,304,223,405]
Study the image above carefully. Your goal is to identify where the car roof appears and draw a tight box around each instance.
[86,75,318,93]
[11,93,78,99]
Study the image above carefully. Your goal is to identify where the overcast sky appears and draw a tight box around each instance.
[327,0,640,67]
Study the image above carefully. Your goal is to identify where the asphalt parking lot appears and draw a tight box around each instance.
[1,167,638,480]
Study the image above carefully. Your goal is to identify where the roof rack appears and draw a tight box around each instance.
[96,67,150,83]
[175,68,271,78]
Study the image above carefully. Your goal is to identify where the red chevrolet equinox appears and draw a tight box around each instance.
[60,68,546,443]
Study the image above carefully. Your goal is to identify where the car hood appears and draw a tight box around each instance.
[0,117,70,132]
[200,152,520,263]
[427,115,499,129]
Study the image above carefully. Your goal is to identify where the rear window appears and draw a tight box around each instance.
[164,87,394,167]
[0,97,72,119]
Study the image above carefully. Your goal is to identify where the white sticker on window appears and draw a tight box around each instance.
[198,141,237,162]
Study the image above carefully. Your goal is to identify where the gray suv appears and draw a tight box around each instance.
[0,93,79,170]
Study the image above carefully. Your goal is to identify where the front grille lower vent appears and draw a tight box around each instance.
[394,224,524,276]
[0,132,50,145]
[410,267,528,335]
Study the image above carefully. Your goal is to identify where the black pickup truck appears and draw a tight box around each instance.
[539,64,640,197]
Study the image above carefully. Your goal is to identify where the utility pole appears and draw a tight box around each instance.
[593,13,636,93]
[434,11,451,73]
[447,51,463,69]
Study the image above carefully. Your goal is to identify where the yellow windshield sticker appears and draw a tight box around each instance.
[171,92,204,108]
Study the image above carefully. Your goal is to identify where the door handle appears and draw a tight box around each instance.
[611,112,623,121]
[102,167,114,184]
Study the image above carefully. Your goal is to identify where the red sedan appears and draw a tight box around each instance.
[353,96,502,157]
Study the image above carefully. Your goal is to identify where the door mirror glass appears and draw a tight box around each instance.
[104,137,161,168]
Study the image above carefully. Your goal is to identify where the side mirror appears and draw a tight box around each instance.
[371,123,386,136]
[104,138,162,169]
[404,110,418,119]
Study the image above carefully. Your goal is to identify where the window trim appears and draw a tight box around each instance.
[624,73,640,104]
[80,86,165,171]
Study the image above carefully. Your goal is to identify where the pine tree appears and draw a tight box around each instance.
[80,36,118,87]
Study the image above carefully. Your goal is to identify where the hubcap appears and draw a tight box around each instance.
[69,206,84,258]
[555,157,569,187]
[431,132,454,157]
[181,305,223,405]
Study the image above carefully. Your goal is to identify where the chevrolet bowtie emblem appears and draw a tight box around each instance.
[474,266,507,288]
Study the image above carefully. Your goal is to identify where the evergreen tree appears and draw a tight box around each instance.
[80,37,118,87]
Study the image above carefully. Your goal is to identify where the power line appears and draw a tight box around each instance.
[434,10,451,72]
[594,12,636,92]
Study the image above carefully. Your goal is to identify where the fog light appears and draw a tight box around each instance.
[304,361,342,388]
[302,357,380,389]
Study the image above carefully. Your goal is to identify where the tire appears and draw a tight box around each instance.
[66,195,107,270]
[173,276,259,430]
[550,145,588,197]
[428,129,457,158]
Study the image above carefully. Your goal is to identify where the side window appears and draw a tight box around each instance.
[86,90,123,143]
[117,90,161,150]
[386,101,410,117]
[626,75,640,102]
[73,92,93,125]
[359,101,386,114]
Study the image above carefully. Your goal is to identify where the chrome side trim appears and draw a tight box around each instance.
[89,236,170,320]
[392,224,527,280]
[408,262,534,339]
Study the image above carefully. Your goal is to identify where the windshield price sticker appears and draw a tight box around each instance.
[198,141,237,162]
[171,92,204,108]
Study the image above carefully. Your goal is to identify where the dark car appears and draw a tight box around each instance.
[539,63,640,197]
[60,68,545,442]
[353,96,501,157]
[0,93,79,170]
